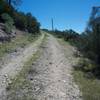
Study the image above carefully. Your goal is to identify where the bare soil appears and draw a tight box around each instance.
[0,32,82,100]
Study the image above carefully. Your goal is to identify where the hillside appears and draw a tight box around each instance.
[0,0,100,100]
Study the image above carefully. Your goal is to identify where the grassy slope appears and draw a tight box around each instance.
[0,34,39,58]
[57,37,100,100]
[73,70,100,100]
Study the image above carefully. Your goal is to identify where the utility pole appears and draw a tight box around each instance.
[51,18,54,31]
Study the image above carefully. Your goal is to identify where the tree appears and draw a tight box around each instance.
[6,0,22,6]
[85,7,100,64]
[0,0,11,14]
[26,13,40,34]
[13,11,27,30]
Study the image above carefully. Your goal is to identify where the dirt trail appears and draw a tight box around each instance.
[23,33,82,100]
[0,32,82,100]
[0,33,44,98]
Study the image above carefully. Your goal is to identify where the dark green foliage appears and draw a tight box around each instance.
[13,12,27,30]
[1,13,14,33]
[0,0,40,34]
[6,0,22,6]
[80,7,100,64]
[73,7,100,76]
[75,58,96,72]
[0,0,11,14]
[63,29,79,41]
[51,29,80,41]
[13,12,40,34]
[26,13,40,34]
[1,13,14,24]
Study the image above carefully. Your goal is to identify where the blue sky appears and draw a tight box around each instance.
[19,0,100,33]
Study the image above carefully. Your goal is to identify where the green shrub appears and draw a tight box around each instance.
[73,70,100,100]
[13,12,27,30]
[76,58,96,72]
[1,13,14,24]
[13,12,40,34]
[5,23,11,33]
[1,13,14,33]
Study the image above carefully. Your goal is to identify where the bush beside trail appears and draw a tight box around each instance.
[0,0,40,42]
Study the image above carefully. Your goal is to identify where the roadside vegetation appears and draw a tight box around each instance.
[0,0,41,58]
[57,37,100,100]
[72,8,100,100]
[73,70,100,100]
[45,6,100,100]
[0,0,40,34]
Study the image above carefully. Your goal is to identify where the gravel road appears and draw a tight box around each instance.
[0,32,82,100]
[0,33,44,99]
[23,33,82,100]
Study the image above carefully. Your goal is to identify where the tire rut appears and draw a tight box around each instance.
[21,33,82,100]
[0,33,44,99]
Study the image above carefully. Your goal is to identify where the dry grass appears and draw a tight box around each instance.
[73,70,100,100]
[0,34,38,58]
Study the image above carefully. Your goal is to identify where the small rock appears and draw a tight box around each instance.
[30,77,33,81]
[49,62,52,65]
